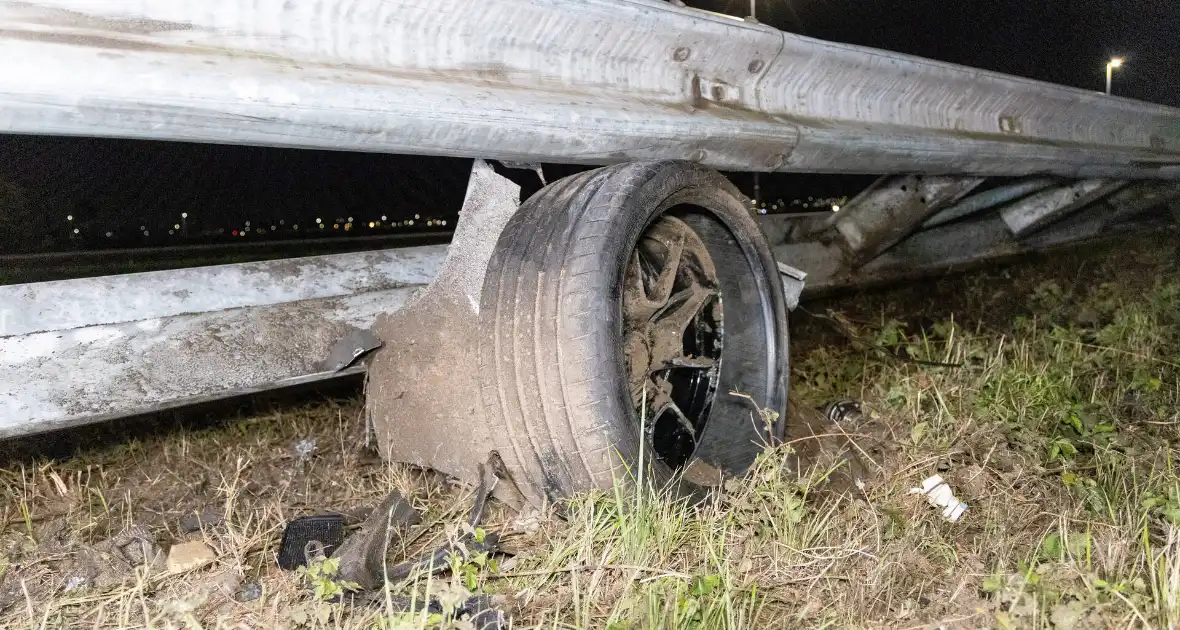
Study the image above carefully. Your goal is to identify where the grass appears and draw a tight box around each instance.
[2,239,1179,628]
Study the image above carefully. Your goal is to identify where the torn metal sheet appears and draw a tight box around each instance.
[320,329,384,373]
[777,200,1168,296]
[0,288,423,437]
[777,261,807,311]
[1000,180,1127,236]
[1,1,1179,178]
[829,175,984,264]
[922,178,1058,228]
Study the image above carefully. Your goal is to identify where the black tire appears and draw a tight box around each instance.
[478,161,788,505]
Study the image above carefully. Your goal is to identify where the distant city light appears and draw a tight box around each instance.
[414,214,420,220]
[441,220,447,226]
[381,215,388,221]
[143,230,149,236]
[368,222,375,228]
[293,225,299,230]
[72,228,79,234]
[832,204,841,212]
[408,219,415,226]
[333,223,340,229]
[232,230,238,236]
[316,218,322,224]
[66,215,73,221]
[279,220,284,225]
[181,212,188,219]
[348,216,354,222]
[105,232,112,237]
[245,221,251,227]
[271,225,276,231]
[168,229,174,235]
[173,224,180,230]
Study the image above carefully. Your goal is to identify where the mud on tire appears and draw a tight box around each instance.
[478,161,789,505]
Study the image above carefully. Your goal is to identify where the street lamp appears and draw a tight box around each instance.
[1105,58,1124,95]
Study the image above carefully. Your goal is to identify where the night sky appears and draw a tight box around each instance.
[692,0,1179,106]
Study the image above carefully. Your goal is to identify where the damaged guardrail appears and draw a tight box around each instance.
[4,164,1176,440]
[2,0,1180,179]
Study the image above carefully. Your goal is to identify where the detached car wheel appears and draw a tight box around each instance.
[479,161,788,505]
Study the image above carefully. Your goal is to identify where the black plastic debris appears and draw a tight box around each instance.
[326,453,509,626]
[277,514,346,570]
[332,489,421,589]
[823,399,863,424]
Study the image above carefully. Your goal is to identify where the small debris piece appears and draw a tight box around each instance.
[166,541,217,573]
[63,575,87,592]
[277,514,346,570]
[293,438,318,461]
[333,489,421,589]
[822,399,863,424]
[908,475,968,522]
[234,581,263,602]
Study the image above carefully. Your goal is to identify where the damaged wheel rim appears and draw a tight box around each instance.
[623,216,724,469]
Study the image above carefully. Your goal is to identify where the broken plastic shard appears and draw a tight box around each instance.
[277,514,346,570]
[908,474,967,522]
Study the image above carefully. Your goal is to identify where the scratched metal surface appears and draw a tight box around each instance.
[0,0,1178,178]
[0,287,421,436]
[0,245,448,337]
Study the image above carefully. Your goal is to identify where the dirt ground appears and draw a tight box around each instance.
[2,234,1179,629]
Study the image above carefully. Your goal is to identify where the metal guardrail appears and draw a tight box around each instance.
[4,202,1173,438]
[1,0,1178,178]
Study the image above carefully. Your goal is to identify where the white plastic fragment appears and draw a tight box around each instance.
[908,475,968,522]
